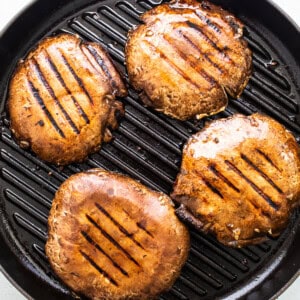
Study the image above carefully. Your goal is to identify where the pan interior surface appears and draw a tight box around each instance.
[0,0,299,299]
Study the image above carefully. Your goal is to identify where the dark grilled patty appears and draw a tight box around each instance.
[46,169,190,299]
[125,0,252,120]
[8,34,127,165]
[172,113,300,247]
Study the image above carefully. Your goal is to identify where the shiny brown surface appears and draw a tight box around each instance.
[125,0,252,120]
[172,113,300,247]
[46,169,190,299]
[8,34,127,165]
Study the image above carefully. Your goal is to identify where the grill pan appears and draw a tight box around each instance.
[0,0,299,299]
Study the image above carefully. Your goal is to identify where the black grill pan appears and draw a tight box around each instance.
[0,0,299,299]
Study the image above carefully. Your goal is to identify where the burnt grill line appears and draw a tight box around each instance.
[86,214,141,267]
[255,149,280,171]
[80,250,119,286]
[196,171,224,199]
[179,30,225,75]
[185,21,233,64]
[194,10,222,34]
[209,164,240,193]
[44,51,90,124]
[136,221,154,238]
[59,52,94,105]
[79,44,105,76]
[81,230,129,277]
[31,58,80,134]
[143,40,202,90]
[225,160,279,210]
[122,209,154,238]
[27,80,65,138]
[163,34,217,86]
[95,202,146,250]
[86,44,119,93]
[241,153,283,194]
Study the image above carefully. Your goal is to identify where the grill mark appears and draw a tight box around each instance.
[209,164,240,193]
[80,250,118,286]
[179,30,225,75]
[95,203,145,250]
[31,58,80,134]
[85,45,118,93]
[79,45,103,75]
[136,222,154,238]
[185,21,233,63]
[81,231,129,277]
[44,51,90,124]
[27,80,65,138]
[195,171,223,199]
[86,214,141,267]
[122,209,154,238]
[163,34,217,86]
[255,149,280,171]
[59,52,94,105]
[194,10,222,34]
[225,160,279,210]
[143,40,201,89]
[241,154,283,194]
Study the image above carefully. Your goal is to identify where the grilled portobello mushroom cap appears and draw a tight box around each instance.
[46,169,190,299]
[125,0,252,120]
[9,34,127,165]
[172,113,300,247]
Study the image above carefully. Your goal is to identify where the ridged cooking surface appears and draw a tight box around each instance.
[0,0,299,299]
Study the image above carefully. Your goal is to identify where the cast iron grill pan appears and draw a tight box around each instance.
[0,0,299,299]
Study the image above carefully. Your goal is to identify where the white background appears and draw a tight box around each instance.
[0,0,299,299]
